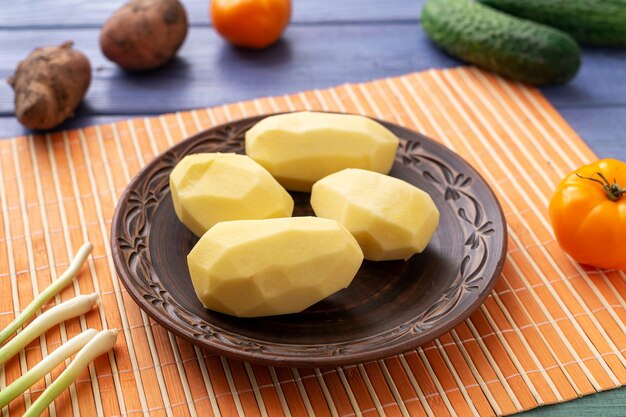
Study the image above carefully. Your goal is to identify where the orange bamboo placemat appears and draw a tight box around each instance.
[1,66,625,417]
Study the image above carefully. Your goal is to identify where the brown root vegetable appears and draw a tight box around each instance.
[8,41,91,130]
[100,0,188,71]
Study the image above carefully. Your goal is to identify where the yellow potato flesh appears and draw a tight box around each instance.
[245,111,399,191]
[170,153,293,236]
[187,217,364,317]
[311,168,440,261]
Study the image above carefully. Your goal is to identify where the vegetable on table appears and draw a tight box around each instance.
[549,159,626,270]
[477,0,626,46]
[311,168,440,261]
[100,0,188,71]
[245,111,399,192]
[8,41,91,130]
[170,153,294,237]
[420,0,581,85]
[211,0,291,49]
[0,293,99,366]
[0,242,93,345]
[188,217,363,317]
[0,329,98,409]
[23,330,118,417]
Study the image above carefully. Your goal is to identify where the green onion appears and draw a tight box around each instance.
[0,242,93,345]
[0,329,98,408]
[0,293,99,366]
[23,329,118,417]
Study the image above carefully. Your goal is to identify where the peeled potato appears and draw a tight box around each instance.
[245,111,399,191]
[311,168,439,261]
[170,153,293,236]
[187,217,364,317]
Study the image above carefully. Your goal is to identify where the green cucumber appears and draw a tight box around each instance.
[478,0,626,46]
[421,0,581,85]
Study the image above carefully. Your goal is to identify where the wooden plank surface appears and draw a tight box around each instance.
[0,24,446,114]
[1,28,625,112]
[1,26,625,160]
[0,0,420,26]
[560,107,626,159]
[0,1,625,415]
[522,386,626,417]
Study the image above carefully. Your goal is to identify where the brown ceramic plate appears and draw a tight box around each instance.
[111,113,507,367]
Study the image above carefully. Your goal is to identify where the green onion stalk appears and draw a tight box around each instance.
[0,242,93,345]
[0,293,99,366]
[0,329,98,408]
[23,329,118,417]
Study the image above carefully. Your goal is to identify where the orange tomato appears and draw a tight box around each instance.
[210,0,291,49]
[549,158,626,270]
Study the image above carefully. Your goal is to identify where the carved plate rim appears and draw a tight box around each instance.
[110,113,507,367]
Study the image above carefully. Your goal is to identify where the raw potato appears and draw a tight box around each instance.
[187,217,364,317]
[311,168,440,261]
[100,0,188,71]
[170,153,293,236]
[8,42,91,130]
[245,111,400,191]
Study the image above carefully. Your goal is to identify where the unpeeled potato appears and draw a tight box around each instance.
[100,0,188,71]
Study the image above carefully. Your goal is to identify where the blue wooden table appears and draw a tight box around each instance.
[1,1,624,415]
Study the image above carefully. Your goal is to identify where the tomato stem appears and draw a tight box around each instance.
[576,172,625,202]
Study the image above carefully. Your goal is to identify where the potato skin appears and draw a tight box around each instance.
[100,0,188,71]
[8,41,91,130]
